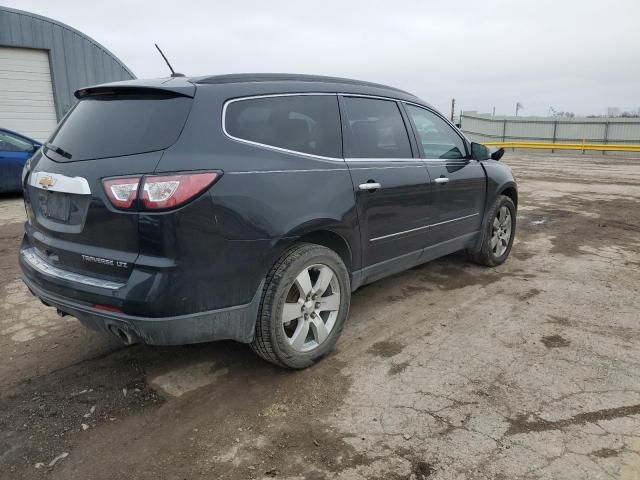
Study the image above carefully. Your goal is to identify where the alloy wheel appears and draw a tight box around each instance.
[281,264,341,352]
[490,205,512,257]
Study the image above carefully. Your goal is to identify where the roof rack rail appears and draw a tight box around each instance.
[193,73,414,96]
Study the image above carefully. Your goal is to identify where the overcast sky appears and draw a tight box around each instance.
[5,0,640,116]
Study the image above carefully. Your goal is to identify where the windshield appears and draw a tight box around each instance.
[45,92,193,162]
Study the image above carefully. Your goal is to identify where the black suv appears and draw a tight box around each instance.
[20,74,517,368]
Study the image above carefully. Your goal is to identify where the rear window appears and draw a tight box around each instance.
[224,95,342,158]
[45,91,192,162]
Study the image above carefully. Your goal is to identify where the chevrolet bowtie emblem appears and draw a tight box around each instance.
[38,176,56,189]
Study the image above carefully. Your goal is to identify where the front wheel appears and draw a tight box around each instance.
[469,195,516,267]
[251,243,351,369]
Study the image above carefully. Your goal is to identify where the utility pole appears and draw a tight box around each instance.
[515,102,524,117]
[450,98,456,123]
[492,106,496,117]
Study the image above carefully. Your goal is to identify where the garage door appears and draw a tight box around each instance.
[0,47,58,142]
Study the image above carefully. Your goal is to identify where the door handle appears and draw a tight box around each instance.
[434,177,449,184]
[359,182,382,191]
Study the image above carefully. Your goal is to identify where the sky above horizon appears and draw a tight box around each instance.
[4,0,639,117]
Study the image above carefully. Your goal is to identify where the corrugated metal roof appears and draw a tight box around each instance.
[0,6,135,120]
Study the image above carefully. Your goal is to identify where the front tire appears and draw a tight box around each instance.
[469,195,516,267]
[251,243,351,369]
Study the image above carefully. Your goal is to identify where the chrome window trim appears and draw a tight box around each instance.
[345,157,421,163]
[349,165,425,170]
[346,158,474,164]
[221,93,345,162]
[225,163,432,174]
[422,160,470,163]
[221,92,437,163]
[228,168,348,174]
[422,160,479,165]
[21,248,124,290]
[228,165,424,173]
[370,213,480,242]
[221,91,467,164]
[338,92,417,103]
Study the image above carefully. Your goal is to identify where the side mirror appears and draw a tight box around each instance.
[490,147,505,161]
[470,142,490,160]
[470,142,505,161]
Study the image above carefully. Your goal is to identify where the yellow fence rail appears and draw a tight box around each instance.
[482,142,640,153]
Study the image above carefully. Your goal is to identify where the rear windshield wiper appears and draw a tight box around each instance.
[44,142,73,160]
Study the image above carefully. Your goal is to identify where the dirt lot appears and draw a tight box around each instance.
[1,153,640,480]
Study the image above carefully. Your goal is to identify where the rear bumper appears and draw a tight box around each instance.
[20,242,264,345]
[22,274,263,345]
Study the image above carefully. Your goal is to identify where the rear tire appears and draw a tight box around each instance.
[251,243,351,369]
[469,195,516,267]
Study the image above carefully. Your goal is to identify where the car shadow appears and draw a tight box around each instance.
[0,191,23,200]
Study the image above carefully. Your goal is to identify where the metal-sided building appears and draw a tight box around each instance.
[0,6,135,141]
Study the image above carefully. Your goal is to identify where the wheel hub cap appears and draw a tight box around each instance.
[302,300,315,313]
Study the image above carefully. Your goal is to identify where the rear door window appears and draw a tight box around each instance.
[341,97,412,158]
[45,91,193,162]
[224,95,342,158]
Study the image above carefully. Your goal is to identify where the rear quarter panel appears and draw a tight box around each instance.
[153,86,360,307]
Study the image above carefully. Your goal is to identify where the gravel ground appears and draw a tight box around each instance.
[1,153,640,480]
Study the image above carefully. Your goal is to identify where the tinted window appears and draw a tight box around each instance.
[225,95,341,158]
[46,92,193,162]
[406,105,466,159]
[342,97,412,158]
[0,131,34,152]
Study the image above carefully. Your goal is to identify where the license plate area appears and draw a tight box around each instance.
[31,187,91,233]
[38,191,71,222]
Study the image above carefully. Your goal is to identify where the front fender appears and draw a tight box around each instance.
[481,160,518,211]
[471,160,518,252]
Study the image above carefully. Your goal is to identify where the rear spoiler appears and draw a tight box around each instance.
[75,78,196,99]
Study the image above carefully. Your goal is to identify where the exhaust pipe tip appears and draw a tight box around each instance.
[107,324,140,346]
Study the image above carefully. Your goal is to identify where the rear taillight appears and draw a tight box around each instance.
[103,172,220,211]
[142,173,219,210]
[103,178,140,209]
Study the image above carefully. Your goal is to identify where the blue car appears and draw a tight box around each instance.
[0,128,42,193]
